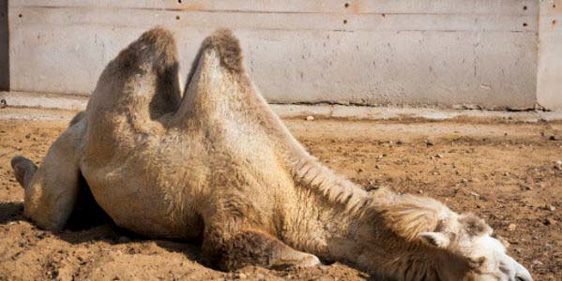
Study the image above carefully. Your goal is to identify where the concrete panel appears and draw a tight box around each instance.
[537,0,562,110]
[0,0,8,91]
[11,0,537,15]
[8,1,540,109]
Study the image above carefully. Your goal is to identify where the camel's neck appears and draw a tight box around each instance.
[284,176,467,280]
[281,156,371,257]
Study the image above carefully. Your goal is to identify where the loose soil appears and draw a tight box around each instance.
[0,117,561,280]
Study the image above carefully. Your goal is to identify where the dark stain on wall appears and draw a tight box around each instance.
[0,0,8,91]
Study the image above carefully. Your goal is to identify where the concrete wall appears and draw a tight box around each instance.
[538,0,562,110]
[4,1,560,110]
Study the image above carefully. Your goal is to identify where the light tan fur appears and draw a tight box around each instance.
[11,28,532,281]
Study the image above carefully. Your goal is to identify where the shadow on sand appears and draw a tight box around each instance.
[0,201,24,225]
[0,198,205,265]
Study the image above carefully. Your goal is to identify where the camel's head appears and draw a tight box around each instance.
[419,214,532,281]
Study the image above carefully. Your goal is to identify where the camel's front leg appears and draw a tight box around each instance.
[11,121,85,231]
[203,228,320,271]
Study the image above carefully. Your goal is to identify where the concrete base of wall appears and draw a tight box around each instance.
[1,91,561,122]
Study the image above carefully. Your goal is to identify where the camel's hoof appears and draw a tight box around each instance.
[272,254,321,270]
[299,254,321,268]
[11,156,37,188]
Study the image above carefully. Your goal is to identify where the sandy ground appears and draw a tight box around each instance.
[0,116,561,280]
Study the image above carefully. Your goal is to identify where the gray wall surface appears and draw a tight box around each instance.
[4,0,561,110]
[538,0,562,110]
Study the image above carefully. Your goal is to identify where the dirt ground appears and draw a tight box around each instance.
[0,115,561,280]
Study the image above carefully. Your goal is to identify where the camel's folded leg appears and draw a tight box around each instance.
[11,122,84,232]
[203,228,320,271]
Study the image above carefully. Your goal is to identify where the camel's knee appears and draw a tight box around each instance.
[20,125,84,232]
[11,156,37,189]
[203,229,320,271]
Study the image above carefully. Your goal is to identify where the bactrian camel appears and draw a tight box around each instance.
[11,28,532,281]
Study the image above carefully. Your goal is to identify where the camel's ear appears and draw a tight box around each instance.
[459,214,492,237]
[419,232,450,248]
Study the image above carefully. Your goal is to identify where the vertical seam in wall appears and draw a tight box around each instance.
[535,0,542,109]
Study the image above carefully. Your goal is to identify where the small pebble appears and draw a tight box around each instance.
[545,205,556,211]
[532,260,544,266]
[470,191,480,198]
[543,218,556,226]
[507,224,517,231]
[305,116,314,121]
[435,154,443,159]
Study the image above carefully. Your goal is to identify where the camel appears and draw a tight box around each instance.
[10,27,532,281]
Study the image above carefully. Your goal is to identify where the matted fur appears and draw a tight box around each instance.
[379,194,452,241]
[120,27,178,73]
[200,29,244,74]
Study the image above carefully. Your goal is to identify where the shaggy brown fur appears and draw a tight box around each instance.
[201,29,244,74]
[378,194,450,241]
[11,28,532,281]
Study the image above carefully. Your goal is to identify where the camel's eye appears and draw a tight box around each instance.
[468,257,486,269]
